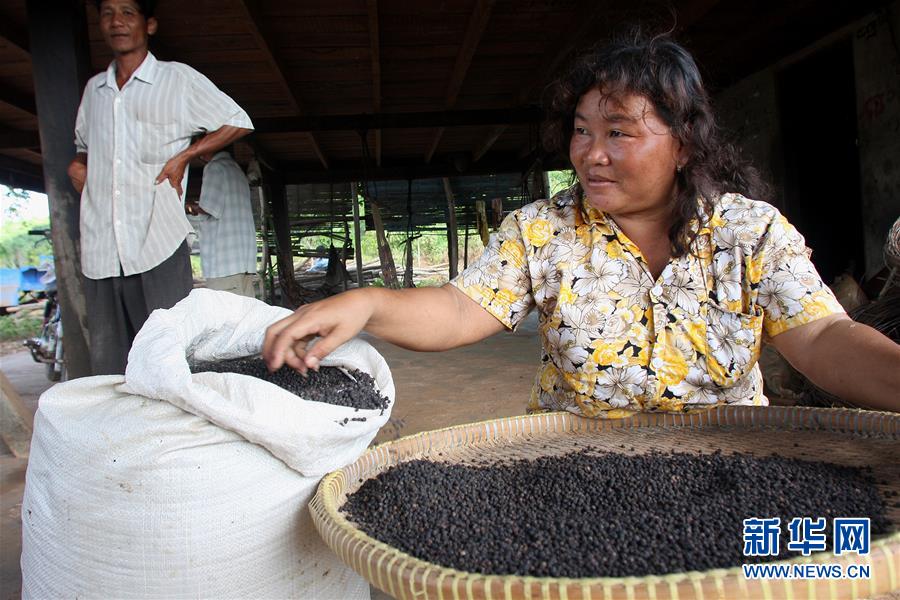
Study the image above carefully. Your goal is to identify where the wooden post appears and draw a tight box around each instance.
[267,171,300,307]
[541,170,551,199]
[403,179,415,287]
[491,197,503,229]
[533,169,546,201]
[372,203,399,288]
[26,0,92,378]
[366,193,400,289]
[255,185,272,301]
[338,182,351,292]
[350,182,365,288]
[442,178,459,280]
[403,238,415,288]
[475,199,490,246]
[463,208,470,270]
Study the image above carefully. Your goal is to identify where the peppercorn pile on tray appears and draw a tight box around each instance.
[310,406,900,600]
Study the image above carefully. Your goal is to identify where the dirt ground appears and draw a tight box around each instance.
[0,341,28,358]
[0,313,540,599]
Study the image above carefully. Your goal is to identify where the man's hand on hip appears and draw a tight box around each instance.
[68,154,87,193]
[156,154,189,197]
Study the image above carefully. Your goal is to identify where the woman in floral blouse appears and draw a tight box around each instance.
[264,33,899,416]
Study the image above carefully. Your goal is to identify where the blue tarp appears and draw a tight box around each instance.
[0,268,20,307]
[19,267,47,292]
[0,263,51,307]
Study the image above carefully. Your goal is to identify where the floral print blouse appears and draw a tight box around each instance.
[450,187,844,418]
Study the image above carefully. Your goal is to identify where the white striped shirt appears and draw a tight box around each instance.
[195,152,257,278]
[74,52,253,279]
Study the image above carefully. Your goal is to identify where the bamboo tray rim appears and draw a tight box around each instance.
[310,406,900,591]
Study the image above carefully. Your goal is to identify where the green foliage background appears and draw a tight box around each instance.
[291,170,576,277]
[548,169,576,196]
[0,312,42,341]
[1,171,579,272]
[0,219,52,268]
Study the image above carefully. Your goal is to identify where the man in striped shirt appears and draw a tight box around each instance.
[66,0,253,375]
[186,148,258,298]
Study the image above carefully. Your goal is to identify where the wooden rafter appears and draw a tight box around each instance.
[279,151,567,184]
[234,0,330,170]
[367,0,382,166]
[472,0,719,161]
[0,87,36,116]
[470,0,600,162]
[0,6,29,61]
[0,153,44,191]
[0,16,30,56]
[253,107,541,134]
[473,126,507,162]
[473,0,723,163]
[424,0,495,163]
[0,129,40,150]
[674,0,723,33]
[20,148,43,163]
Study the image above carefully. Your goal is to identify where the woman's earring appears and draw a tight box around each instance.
[676,165,683,173]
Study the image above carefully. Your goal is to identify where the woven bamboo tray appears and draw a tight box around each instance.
[309,406,900,599]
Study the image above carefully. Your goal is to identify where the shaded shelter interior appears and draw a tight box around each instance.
[1,0,898,366]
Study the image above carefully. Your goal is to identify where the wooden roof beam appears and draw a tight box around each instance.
[424,0,495,163]
[279,151,567,184]
[0,154,44,192]
[0,87,37,117]
[469,0,599,163]
[0,129,41,150]
[0,14,30,56]
[252,107,542,134]
[673,0,723,33]
[473,126,506,162]
[367,0,382,166]
[472,0,723,163]
[235,0,330,170]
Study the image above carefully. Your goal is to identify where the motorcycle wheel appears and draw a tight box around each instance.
[46,361,62,382]
[45,318,64,382]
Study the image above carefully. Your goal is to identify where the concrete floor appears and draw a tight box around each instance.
[3,320,898,600]
[0,313,540,599]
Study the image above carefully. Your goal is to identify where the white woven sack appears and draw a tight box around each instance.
[22,289,394,599]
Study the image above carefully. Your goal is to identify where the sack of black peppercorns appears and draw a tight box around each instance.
[22,288,393,600]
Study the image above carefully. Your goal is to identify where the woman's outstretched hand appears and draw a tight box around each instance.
[263,289,375,374]
[263,284,506,374]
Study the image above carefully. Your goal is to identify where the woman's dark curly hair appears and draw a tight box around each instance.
[543,31,771,257]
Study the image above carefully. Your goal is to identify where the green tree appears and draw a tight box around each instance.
[0,219,52,268]
[3,187,30,220]
[548,170,576,195]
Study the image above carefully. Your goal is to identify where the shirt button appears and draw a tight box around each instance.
[116,159,122,165]
[115,190,121,196]
[651,285,663,297]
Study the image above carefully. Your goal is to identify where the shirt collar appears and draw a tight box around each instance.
[568,186,610,228]
[573,189,714,263]
[99,51,159,89]
[573,186,710,236]
[579,199,608,226]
